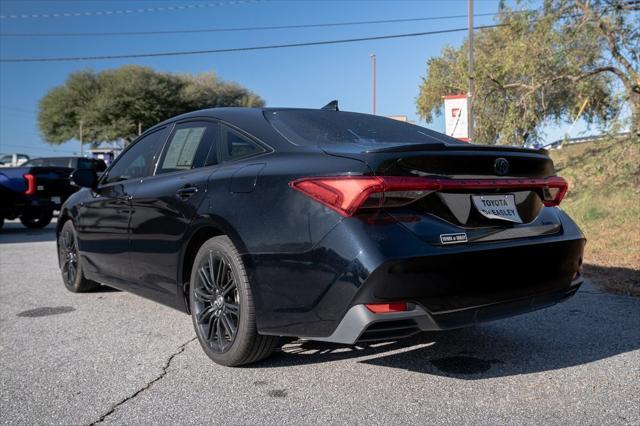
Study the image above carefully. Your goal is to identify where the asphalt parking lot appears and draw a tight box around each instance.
[1,219,639,425]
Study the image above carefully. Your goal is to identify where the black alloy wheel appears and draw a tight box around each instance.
[20,210,53,229]
[193,251,240,353]
[58,221,99,292]
[59,226,79,287]
[190,236,278,366]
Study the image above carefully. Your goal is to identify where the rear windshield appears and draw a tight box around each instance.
[264,109,456,147]
[23,158,72,167]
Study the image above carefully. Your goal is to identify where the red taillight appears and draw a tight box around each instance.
[289,176,439,217]
[540,176,568,207]
[365,302,408,314]
[23,173,36,195]
[290,175,568,216]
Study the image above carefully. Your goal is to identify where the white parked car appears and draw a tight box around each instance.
[0,153,30,167]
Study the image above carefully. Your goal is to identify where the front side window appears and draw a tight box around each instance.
[220,125,265,161]
[156,121,217,175]
[104,128,166,184]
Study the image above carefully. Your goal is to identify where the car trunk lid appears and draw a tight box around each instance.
[317,142,564,243]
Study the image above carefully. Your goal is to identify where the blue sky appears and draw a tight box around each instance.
[0,0,590,158]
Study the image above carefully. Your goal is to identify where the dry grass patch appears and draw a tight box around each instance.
[550,135,639,296]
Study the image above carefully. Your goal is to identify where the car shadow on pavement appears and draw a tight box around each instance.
[260,288,640,379]
[0,221,57,244]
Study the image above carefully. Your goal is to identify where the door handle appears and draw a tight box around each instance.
[176,186,198,200]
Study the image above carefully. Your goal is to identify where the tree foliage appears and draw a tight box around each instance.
[38,65,265,145]
[417,0,639,145]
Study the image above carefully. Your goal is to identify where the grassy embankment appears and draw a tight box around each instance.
[549,135,639,296]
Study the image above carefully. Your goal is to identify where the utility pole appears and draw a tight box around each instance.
[370,53,377,115]
[467,0,474,141]
[138,122,142,136]
[79,120,84,156]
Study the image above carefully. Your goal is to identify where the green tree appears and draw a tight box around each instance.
[416,0,639,146]
[38,70,100,145]
[38,65,265,146]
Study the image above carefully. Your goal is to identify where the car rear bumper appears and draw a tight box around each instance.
[251,208,585,339]
[305,275,583,344]
[0,194,58,218]
[352,236,585,312]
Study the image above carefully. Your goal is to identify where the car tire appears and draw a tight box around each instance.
[190,236,279,367]
[20,210,53,229]
[58,221,100,293]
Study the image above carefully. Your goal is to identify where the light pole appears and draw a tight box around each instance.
[370,53,376,115]
[79,120,84,156]
[467,0,474,141]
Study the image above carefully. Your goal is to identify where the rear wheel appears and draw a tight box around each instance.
[190,236,278,366]
[20,210,53,229]
[58,221,100,292]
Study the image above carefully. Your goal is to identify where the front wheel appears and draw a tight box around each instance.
[190,236,278,367]
[58,221,100,292]
[20,210,53,229]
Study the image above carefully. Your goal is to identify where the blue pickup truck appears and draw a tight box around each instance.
[0,157,106,230]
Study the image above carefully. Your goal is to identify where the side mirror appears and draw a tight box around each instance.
[71,169,98,189]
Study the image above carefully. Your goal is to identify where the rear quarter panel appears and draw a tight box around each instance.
[199,151,372,334]
[204,152,372,254]
[0,167,29,192]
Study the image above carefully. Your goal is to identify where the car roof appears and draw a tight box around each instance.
[146,107,326,152]
[151,107,316,127]
[28,156,84,161]
[144,106,448,153]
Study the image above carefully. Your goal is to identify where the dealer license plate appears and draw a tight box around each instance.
[471,194,522,223]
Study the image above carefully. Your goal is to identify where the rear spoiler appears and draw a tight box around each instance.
[365,142,548,156]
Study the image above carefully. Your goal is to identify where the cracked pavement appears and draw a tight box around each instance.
[90,337,197,425]
[1,220,639,425]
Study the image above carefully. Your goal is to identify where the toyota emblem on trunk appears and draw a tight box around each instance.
[494,158,510,176]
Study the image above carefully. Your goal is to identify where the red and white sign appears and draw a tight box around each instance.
[444,94,469,142]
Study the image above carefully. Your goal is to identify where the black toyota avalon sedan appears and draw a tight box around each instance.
[57,104,585,366]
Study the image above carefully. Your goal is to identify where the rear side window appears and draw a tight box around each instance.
[220,125,265,161]
[104,127,167,184]
[78,158,93,169]
[156,121,217,175]
[93,160,107,172]
[78,158,106,171]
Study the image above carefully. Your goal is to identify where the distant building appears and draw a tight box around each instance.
[89,144,123,166]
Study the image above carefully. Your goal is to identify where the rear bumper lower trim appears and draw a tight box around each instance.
[300,304,435,345]
[304,281,583,345]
